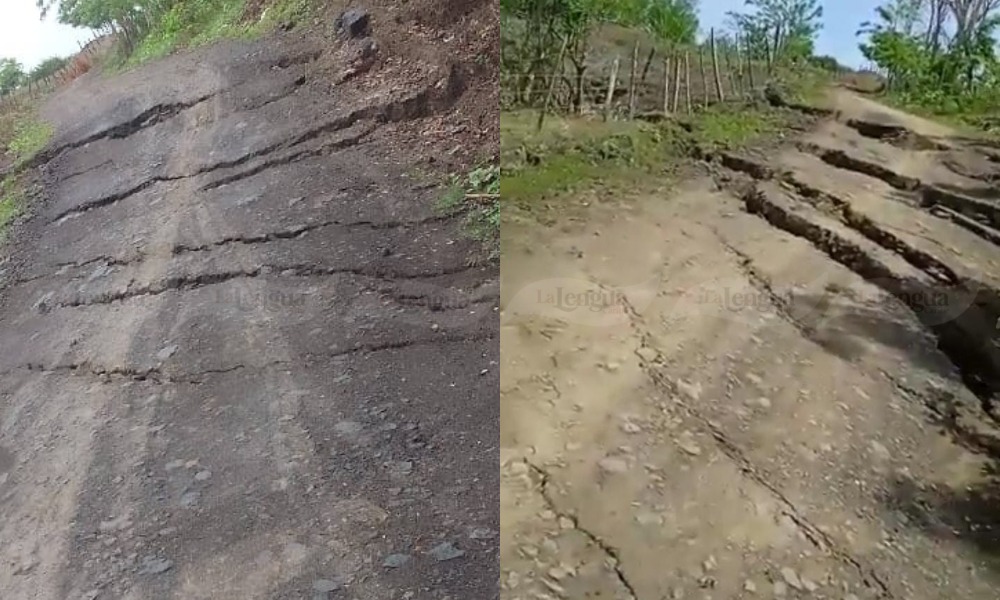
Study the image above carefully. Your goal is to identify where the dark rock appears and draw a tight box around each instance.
[336,8,371,38]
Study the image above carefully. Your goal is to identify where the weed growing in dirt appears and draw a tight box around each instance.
[128,0,249,66]
[119,0,320,68]
[691,106,782,151]
[7,117,53,168]
[0,176,24,242]
[499,111,689,206]
[500,103,795,213]
[439,165,500,256]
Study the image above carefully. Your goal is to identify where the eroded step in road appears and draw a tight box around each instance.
[777,150,1000,288]
[2,271,496,380]
[9,150,441,283]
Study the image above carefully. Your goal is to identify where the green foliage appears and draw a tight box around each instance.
[0,175,24,241]
[129,0,247,65]
[727,0,823,62]
[438,165,500,253]
[7,118,54,167]
[0,58,25,96]
[858,0,1000,125]
[502,0,698,108]
[40,0,319,66]
[26,56,71,84]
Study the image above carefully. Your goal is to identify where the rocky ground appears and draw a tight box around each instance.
[501,89,1000,599]
[0,2,498,599]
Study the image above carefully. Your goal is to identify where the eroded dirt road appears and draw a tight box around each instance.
[0,4,498,599]
[501,89,1000,599]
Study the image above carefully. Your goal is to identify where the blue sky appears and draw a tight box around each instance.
[699,0,875,68]
[1,1,93,69]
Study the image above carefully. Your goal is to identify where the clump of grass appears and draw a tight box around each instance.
[500,101,795,211]
[128,0,249,66]
[251,0,318,32]
[120,0,321,68]
[0,175,25,242]
[439,164,500,255]
[7,117,53,168]
[500,111,690,206]
[690,105,782,151]
[0,108,51,241]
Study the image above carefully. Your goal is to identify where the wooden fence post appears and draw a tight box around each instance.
[724,36,739,98]
[662,56,671,115]
[628,41,640,119]
[711,29,725,104]
[672,54,682,112]
[537,37,568,132]
[604,57,620,122]
[684,50,692,114]
[698,43,709,107]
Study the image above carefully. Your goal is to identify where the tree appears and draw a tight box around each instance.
[639,0,699,81]
[27,56,71,85]
[727,0,823,62]
[0,59,25,95]
[858,0,1000,109]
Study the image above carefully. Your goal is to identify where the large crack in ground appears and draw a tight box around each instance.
[522,461,639,600]
[606,289,896,598]
[792,143,1000,242]
[47,72,465,224]
[20,330,496,386]
[56,262,487,309]
[741,184,1000,419]
[171,214,451,254]
[843,119,950,152]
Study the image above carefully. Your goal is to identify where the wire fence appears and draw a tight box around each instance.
[0,34,114,114]
[503,28,784,130]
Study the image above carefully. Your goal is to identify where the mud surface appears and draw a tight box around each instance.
[0,3,498,599]
[501,88,1000,599]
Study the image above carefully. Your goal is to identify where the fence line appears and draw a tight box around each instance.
[503,28,781,129]
[0,33,114,113]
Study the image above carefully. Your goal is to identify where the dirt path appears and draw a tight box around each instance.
[0,5,498,599]
[501,89,1000,599]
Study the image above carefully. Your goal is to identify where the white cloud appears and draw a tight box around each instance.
[0,1,94,69]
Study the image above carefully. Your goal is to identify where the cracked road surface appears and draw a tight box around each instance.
[501,89,1000,599]
[0,9,498,600]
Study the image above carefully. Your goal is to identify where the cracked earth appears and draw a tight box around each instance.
[0,2,498,599]
[500,89,1000,599]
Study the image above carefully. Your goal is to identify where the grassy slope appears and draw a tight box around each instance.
[0,100,52,240]
[501,102,790,211]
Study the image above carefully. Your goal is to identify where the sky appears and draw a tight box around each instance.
[699,0,875,69]
[1,0,93,69]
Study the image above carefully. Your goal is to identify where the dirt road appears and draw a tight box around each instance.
[0,5,498,599]
[501,89,1000,599]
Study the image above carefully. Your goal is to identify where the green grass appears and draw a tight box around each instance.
[7,116,53,168]
[500,111,693,206]
[0,175,25,242]
[127,0,249,66]
[500,102,795,212]
[120,0,319,68]
[691,104,783,150]
[0,108,52,241]
[438,164,500,256]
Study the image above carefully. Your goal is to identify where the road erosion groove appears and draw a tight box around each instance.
[0,3,499,599]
